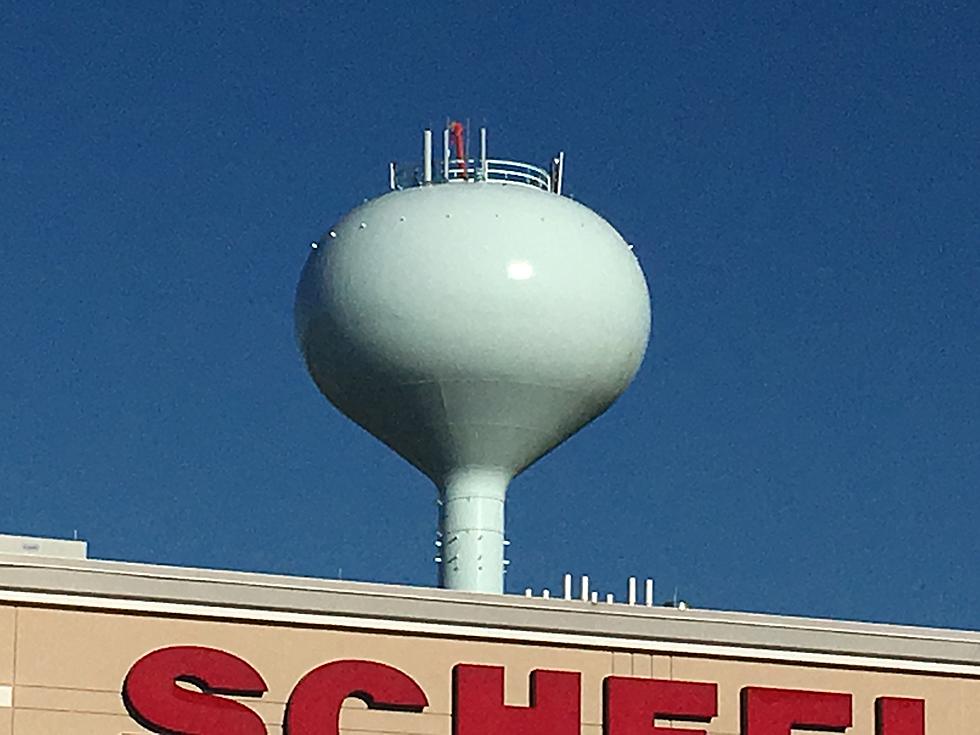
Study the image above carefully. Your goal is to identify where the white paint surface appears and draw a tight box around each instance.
[296,183,651,592]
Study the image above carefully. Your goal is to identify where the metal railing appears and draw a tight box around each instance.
[445,158,552,190]
[393,158,553,191]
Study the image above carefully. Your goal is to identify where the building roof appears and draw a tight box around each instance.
[1,551,977,679]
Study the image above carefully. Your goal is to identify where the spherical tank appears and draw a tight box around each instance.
[296,159,651,593]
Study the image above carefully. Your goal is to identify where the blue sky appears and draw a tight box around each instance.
[2,2,977,629]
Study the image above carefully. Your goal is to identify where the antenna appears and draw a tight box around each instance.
[480,127,488,180]
[442,126,450,181]
[422,129,433,184]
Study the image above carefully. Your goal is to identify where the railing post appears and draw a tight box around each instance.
[389,161,397,191]
[555,151,565,195]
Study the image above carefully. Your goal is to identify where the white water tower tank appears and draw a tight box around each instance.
[296,125,651,593]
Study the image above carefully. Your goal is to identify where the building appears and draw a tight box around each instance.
[0,534,976,733]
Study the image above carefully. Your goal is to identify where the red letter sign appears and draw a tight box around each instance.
[876,697,925,735]
[741,687,851,735]
[123,645,267,735]
[604,676,717,735]
[453,664,580,735]
[285,660,428,735]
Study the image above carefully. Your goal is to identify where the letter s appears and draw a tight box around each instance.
[123,645,267,735]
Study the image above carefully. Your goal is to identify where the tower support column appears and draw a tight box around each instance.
[438,468,508,593]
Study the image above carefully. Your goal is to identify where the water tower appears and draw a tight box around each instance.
[296,123,650,594]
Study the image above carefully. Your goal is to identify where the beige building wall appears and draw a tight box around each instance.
[4,603,976,734]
